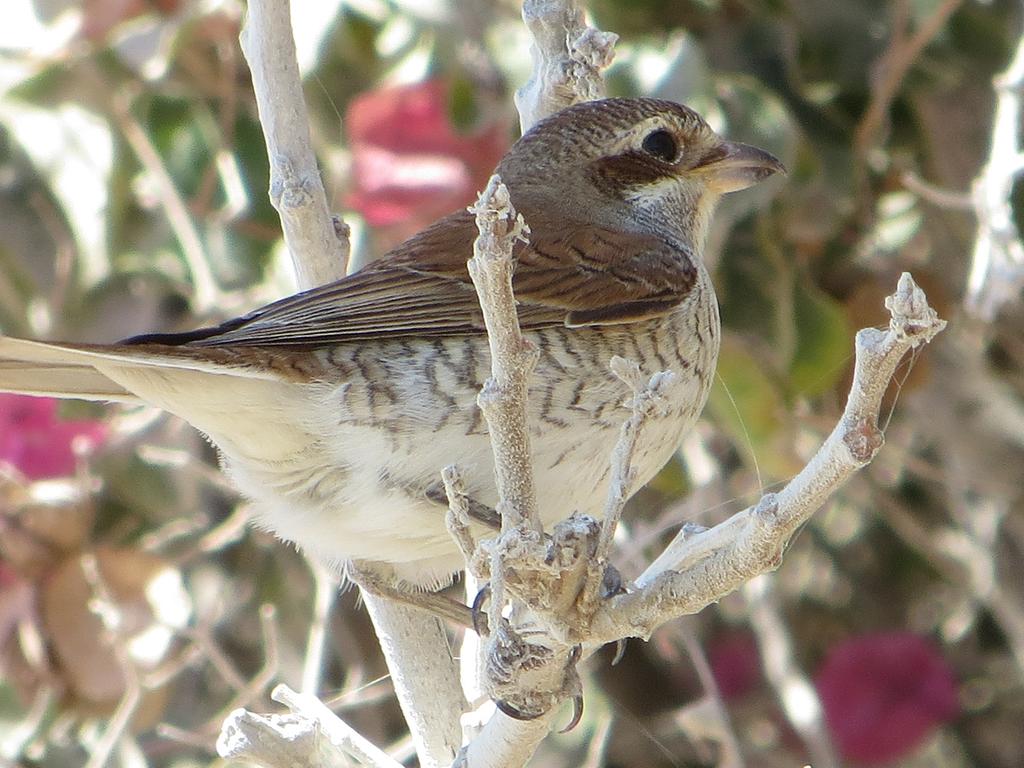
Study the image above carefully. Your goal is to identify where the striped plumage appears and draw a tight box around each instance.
[0,98,782,586]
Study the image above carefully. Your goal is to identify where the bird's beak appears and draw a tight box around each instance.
[694,140,786,194]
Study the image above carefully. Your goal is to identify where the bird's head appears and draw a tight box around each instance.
[497,98,785,254]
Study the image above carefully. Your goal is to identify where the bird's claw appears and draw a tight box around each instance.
[494,698,546,721]
[610,638,628,665]
[601,562,627,598]
[471,582,491,636]
[558,645,585,733]
[425,482,501,529]
[558,694,585,734]
[493,644,586,733]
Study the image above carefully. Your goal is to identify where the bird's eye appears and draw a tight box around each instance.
[641,129,679,162]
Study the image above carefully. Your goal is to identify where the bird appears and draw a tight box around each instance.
[0,98,783,590]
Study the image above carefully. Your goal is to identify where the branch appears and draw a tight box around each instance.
[466,175,538,535]
[300,560,337,695]
[359,585,465,768]
[445,18,622,762]
[448,177,573,767]
[217,684,403,768]
[459,713,552,768]
[590,273,946,643]
[744,577,837,767]
[465,176,571,722]
[234,4,462,766]
[596,360,677,558]
[453,179,695,765]
[110,92,219,312]
[239,0,349,289]
[514,0,617,131]
[854,0,964,158]
[966,28,1024,318]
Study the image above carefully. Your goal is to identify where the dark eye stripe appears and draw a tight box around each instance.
[588,151,675,196]
[641,129,678,162]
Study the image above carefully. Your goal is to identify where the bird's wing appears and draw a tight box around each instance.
[134,210,698,349]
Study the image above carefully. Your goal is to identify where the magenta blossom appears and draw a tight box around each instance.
[345,79,509,238]
[816,631,959,765]
[709,631,762,700]
[0,394,108,480]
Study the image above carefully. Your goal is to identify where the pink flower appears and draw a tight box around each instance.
[0,394,108,480]
[345,79,509,238]
[816,631,959,765]
[709,631,761,700]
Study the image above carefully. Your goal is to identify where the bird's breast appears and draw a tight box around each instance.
[227,264,719,585]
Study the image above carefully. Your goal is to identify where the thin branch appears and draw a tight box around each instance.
[235,5,464,767]
[966,28,1024,318]
[676,627,744,768]
[466,174,539,535]
[877,493,1024,677]
[854,0,964,157]
[301,560,338,695]
[79,553,142,768]
[110,91,219,312]
[217,684,403,768]
[514,0,617,131]
[596,359,677,559]
[275,685,403,768]
[212,605,281,724]
[577,359,678,623]
[590,273,946,643]
[359,590,465,768]
[900,170,973,211]
[459,713,553,768]
[450,176,569,767]
[744,577,837,767]
[239,0,349,289]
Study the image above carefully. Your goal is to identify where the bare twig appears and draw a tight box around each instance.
[217,684,403,768]
[675,626,744,768]
[235,4,465,766]
[79,553,142,768]
[854,0,964,158]
[898,30,1024,318]
[454,182,696,766]
[575,359,677,623]
[443,466,487,577]
[110,92,219,312]
[966,29,1024,318]
[590,273,946,643]
[515,0,617,131]
[239,0,349,288]
[744,577,837,767]
[459,713,553,768]
[451,176,569,768]
[212,605,280,723]
[899,170,973,211]
[301,560,338,695]
[596,359,677,558]
[359,589,465,768]
[467,175,538,535]
[274,685,403,768]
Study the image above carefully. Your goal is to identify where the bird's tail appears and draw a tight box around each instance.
[0,336,315,462]
[0,336,290,400]
[0,337,141,402]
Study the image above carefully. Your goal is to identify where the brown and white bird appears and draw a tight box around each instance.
[0,98,782,587]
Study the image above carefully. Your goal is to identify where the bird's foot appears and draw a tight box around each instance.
[425,480,501,530]
[347,561,474,628]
